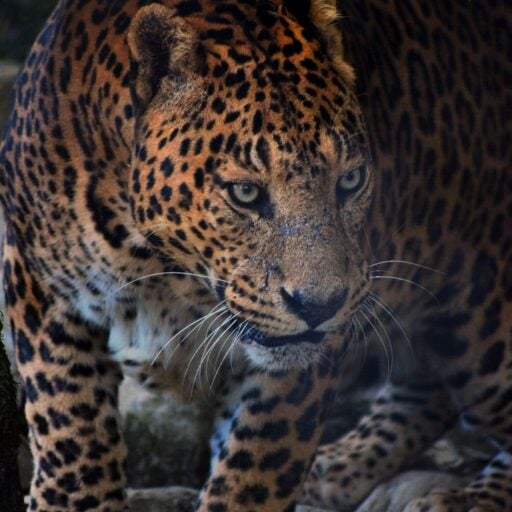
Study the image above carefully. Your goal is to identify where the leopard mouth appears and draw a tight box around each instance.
[243,329,326,348]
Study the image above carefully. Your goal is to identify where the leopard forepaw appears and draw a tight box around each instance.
[402,488,499,512]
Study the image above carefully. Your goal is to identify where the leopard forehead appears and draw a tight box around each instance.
[129,1,369,240]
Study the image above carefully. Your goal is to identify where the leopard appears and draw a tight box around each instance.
[0,0,369,510]
[0,1,510,512]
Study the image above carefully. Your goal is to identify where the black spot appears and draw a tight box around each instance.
[74,495,100,511]
[108,460,122,482]
[160,157,174,177]
[490,386,512,414]
[57,472,79,493]
[87,440,109,460]
[63,165,77,200]
[80,465,104,486]
[194,168,204,188]
[226,449,254,470]
[423,312,470,358]
[175,0,202,16]
[24,303,41,334]
[210,134,224,153]
[35,371,54,395]
[16,328,34,364]
[69,363,95,378]
[285,368,313,405]
[468,251,497,307]
[207,504,226,512]
[55,438,82,464]
[42,488,68,507]
[275,459,305,498]
[211,97,226,113]
[236,484,269,505]
[129,245,153,259]
[295,402,318,441]
[70,403,98,421]
[34,413,49,435]
[178,182,192,209]
[248,395,281,414]
[252,110,263,134]
[259,420,289,441]
[54,144,71,162]
[46,321,93,352]
[209,476,229,496]
[479,341,505,375]
[256,136,270,169]
[25,377,38,402]
[48,407,71,429]
[259,448,290,470]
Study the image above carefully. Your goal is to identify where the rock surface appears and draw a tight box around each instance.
[120,377,214,489]
[128,487,199,512]
[355,471,469,512]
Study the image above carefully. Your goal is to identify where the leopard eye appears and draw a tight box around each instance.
[337,166,366,202]
[228,182,262,207]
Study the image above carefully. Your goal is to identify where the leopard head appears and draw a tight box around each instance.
[127,0,372,370]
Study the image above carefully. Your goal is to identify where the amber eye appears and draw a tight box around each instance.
[228,182,262,207]
[337,166,366,202]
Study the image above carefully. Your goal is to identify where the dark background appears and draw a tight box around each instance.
[0,0,55,62]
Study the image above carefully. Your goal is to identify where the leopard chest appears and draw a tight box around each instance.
[73,273,243,394]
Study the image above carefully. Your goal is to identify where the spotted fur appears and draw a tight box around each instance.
[0,0,369,510]
[301,1,512,510]
[1,0,511,511]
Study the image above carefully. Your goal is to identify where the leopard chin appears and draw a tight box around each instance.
[243,339,329,372]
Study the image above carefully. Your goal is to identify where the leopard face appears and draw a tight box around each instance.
[127,3,373,370]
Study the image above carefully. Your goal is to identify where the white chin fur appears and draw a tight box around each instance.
[243,340,325,371]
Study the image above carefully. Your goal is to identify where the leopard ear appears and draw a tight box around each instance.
[283,0,355,85]
[127,4,199,114]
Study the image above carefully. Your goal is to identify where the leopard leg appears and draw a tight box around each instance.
[403,451,512,512]
[198,348,341,512]
[402,299,512,512]
[18,314,126,512]
[301,382,458,510]
[5,261,127,511]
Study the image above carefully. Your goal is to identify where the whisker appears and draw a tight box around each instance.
[209,321,241,391]
[370,275,439,304]
[230,315,254,370]
[206,322,237,389]
[369,259,444,274]
[363,300,394,369]
[199,314,241,394]
[348,317,362,364]
[126,222,169,243]
[188,311,240,392]
[182,307,233,382]
[110,271,228,297]
[367,292,413,355]
[151,301,227,365]
[359,305,393,381]
[354,315,369,363]
[161,305,227,365]
[171,304,229,366]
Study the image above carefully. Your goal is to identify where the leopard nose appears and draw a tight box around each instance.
[280,287,348,329]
